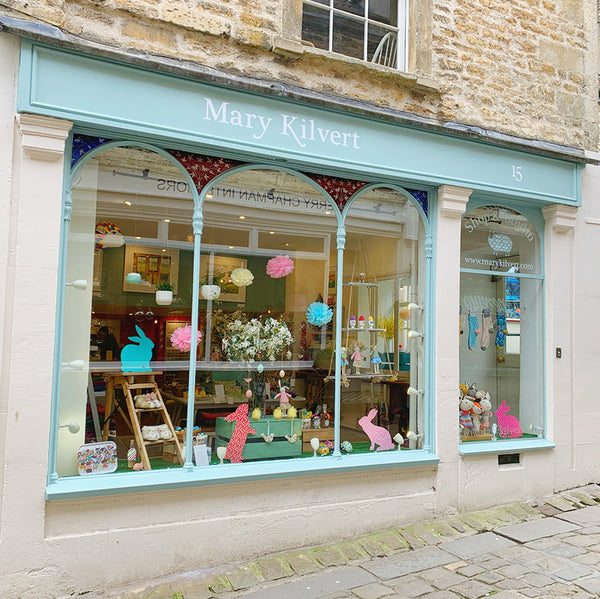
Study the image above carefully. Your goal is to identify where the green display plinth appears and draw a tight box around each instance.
[215,416,302,461]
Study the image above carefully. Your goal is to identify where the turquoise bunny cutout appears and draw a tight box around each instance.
[120,325,154,372]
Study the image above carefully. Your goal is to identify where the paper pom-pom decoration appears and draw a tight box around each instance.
[306,302,333,326]
[230,267,254,287]
[170,325,202,352]
[266,255,295,279]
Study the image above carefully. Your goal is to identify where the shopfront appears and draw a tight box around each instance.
[0,32,588,596]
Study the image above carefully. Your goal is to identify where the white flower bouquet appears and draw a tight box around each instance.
[222,316,293,362]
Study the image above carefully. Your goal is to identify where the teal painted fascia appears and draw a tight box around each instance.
[459,439,554,456]
[46,451,440,500]
[17,41,581,206]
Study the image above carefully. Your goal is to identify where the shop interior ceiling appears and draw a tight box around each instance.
[89,147,413,244]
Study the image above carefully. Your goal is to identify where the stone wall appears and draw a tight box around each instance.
[0,1,597,147]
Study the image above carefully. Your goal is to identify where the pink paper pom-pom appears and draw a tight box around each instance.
[170,325,202,352]
[266,255,295,279]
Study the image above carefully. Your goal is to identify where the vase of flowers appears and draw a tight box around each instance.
[200,271,224,301]
[222,316,293,362]
[155,281,175,306]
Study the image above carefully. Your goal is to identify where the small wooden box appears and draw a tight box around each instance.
[301,427,335,453]
[162,442,180,463]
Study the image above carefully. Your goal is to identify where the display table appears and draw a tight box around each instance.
[215,416,302,461]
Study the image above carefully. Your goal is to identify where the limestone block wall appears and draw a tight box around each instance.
[0,0,597,150]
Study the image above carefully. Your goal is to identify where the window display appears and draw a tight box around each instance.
[459,205,544,444]
[55,141,429,480]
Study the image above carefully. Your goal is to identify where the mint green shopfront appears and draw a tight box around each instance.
[2,33,587,597]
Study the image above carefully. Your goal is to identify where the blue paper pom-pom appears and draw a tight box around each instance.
[306,302,333,326]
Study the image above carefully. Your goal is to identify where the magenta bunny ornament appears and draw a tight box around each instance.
[494,400,522,438]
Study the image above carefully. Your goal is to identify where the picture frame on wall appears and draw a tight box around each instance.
[123,244,180,293]
[200,254,248,303]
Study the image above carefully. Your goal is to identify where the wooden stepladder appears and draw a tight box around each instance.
[106,371,184,471]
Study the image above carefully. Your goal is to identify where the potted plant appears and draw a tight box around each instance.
[155,281,175,306]
[200,271,223,301]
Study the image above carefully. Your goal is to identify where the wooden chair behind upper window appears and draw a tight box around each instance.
[371,32,397,68]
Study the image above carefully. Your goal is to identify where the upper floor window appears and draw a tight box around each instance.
[302,0,407,69]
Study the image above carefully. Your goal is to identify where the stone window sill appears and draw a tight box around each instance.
[271,37,440,93]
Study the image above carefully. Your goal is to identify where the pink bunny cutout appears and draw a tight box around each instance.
[494,400,522,438]
[224,404,257,463]
[358,408,395,451]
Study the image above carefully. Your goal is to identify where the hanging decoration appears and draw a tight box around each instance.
[95,222,124,251]
[266,255,295,279]
[170,325,202,352]
[305,302,333,326]
[230,267,254,287]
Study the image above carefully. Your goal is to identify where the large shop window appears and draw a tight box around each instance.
[55,142,427,482]
[302,0,407,69]
[459,205,544,447]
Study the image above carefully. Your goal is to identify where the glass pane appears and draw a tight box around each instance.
[460,273,544,442]
[333,13,364,59]
[341,189,425,452]
[258,231,325,253]
[461,206,541,276]
[369,0,396,25]
[201,169,338,465]
[200,225,250,248]
[333,0,365,17]
[59,146,194,476]
[302,4,330,51]
[368,24,397,66]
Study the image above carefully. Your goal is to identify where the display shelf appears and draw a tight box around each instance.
[90,360,314,372]
[344,374,392,380]
[342,281,380,287]
[341,327,385,332]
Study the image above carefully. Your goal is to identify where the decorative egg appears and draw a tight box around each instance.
[317,443,330,456]
[279,369,285,378]
[257,363,264,373]
[323,440,334,452]
[340,440,353,453]
[245,389,253,398]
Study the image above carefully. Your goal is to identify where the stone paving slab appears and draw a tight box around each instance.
[361,546,456,580]
[556,505,600,526]
[494,516,580,542]
[439,531,517,560]
[239,566,377,599]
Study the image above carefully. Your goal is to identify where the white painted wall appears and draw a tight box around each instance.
[0,36,599,598]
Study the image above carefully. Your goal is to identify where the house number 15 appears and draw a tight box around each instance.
[512,165,523,181]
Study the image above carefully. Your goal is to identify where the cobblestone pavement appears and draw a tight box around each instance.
[108,484,600,599]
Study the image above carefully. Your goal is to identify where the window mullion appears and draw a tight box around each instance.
[329,0,334,53]
[364,0,370,62]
